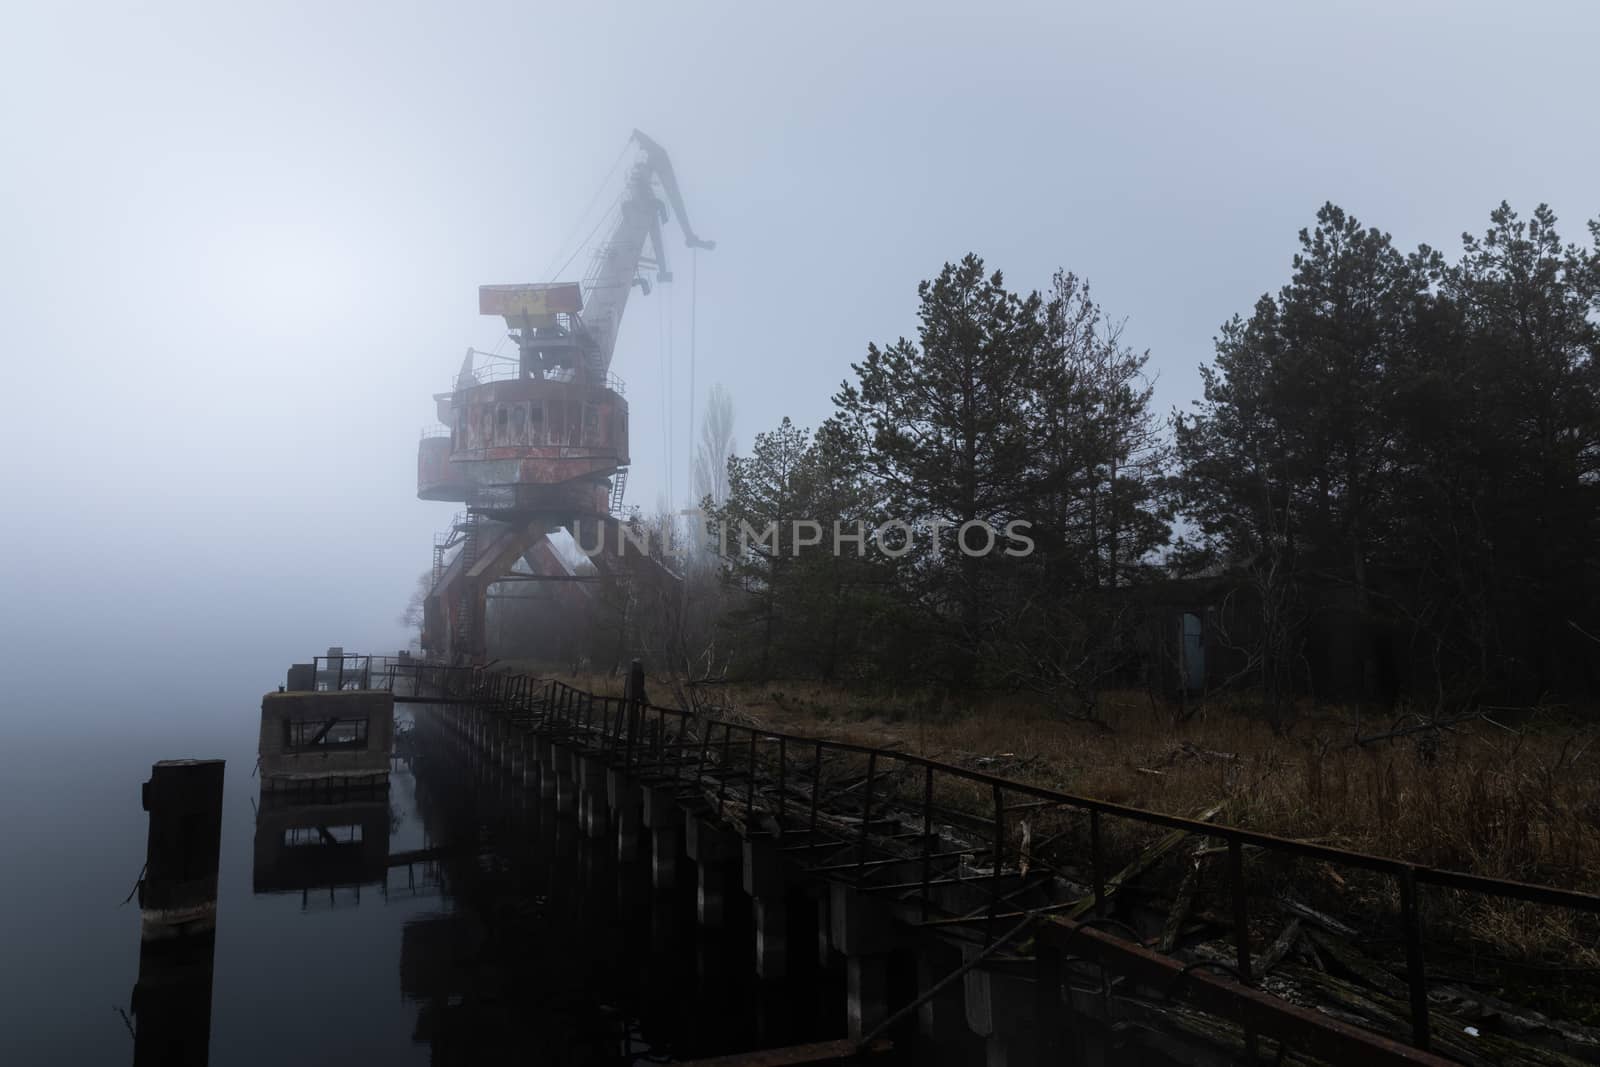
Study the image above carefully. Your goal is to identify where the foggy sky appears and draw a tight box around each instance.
[3,1,1597,709]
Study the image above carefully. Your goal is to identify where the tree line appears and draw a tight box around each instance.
[695,202,1600,714]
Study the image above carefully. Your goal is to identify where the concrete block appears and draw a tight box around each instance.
[258,690,393,790]
[917,940,969,1043]
[742,837,785,897]
[285,663,314,691]
[641,783,680,828]
[651,824,680,890]
[847,955,889,1041]
[816,889,834,965]
[964,946,994,1037]
[698,862,726,927]
[830,882,898,957]
[684,814,736,863]
[754,897,788,980]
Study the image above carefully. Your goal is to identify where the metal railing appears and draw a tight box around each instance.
[358,658,1600,1061]
[447,359,626,396]
[310,654,373,691]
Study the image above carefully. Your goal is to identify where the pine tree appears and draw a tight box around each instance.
[1003,271,1170,717]
[711,417,811,680]
[834,255,1044,685]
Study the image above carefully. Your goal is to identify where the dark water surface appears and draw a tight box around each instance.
[0,692,844,1065]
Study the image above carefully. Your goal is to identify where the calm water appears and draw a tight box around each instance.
[0,691,844,1065]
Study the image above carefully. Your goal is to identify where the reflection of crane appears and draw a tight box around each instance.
[579,129,716,374]
[415,132,712,663]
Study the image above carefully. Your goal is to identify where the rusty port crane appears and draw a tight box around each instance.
[416,131,713,663]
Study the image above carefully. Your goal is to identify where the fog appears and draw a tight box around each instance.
[2,0,1596,713]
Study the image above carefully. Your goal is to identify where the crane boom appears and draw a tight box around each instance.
[580,131,713,374]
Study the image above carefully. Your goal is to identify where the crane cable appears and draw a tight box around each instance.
[658,280,671,513]
[666,265,676,510]
[486,139,631,360]
[687,246,698,511]
[553,200,619,288]
[540,138,633,281]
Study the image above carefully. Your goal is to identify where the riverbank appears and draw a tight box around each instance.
[532,669,1600,970]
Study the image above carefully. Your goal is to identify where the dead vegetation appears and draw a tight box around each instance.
[541,670,1600,969]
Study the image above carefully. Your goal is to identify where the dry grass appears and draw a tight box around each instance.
[732,684,1599,879]
[536,668,1600,964]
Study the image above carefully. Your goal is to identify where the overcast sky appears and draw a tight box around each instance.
[3,0,1596,705]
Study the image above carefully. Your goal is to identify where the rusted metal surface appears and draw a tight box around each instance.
[478,282,584,318]
[449,378,627,457]
[419,375,630,507]
[672,1038,892,1066]
[1036,916,1456,1067]
[416,435,465,501]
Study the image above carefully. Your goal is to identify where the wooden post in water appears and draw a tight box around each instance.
[132,758,225,1067]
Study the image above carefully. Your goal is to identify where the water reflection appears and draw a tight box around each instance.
[392,707,846,1064]
[221,703,845,1064]
[130,926,217,1066]
[252,792,391,900]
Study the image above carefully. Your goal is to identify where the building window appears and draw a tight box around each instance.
[495,405,510,445]
[282,824,364,847]
[285,717,370,751]
[528,400,544,443]
[509,403,527,444]
[582,403,600,445]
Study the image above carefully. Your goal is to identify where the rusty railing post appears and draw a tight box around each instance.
[1229,836,1259,1061]
[920,764,934,923]
[717,722,732,814]
[857,751,877,879]
[1090,809,1106,917]
[777,736,787,825]
[745,730,757,821]
[1228,837,1252,983]
[1400,867,1430,1049]
[695,717,711,785]
[989,782,1004,942]
[809,742,823,843]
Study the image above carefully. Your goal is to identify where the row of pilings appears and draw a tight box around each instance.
[416,688,1132,1067]
[382,659,1537,1067]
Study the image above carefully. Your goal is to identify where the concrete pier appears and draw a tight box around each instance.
[578,754,609,839]
[917,940,970,1046]
[258,690,393,792]
[685,813,735,928]
[607,768,642,861]
[386,668,1430,1067]
[553,746,577,815]
[744,837,789,980]
[830,883,901,1041]
[643,784,681,890]
[536,737,557,800]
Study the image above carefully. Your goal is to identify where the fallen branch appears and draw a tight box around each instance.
[1255,918,1302,975]
[1159,849,1206,952]
[1064,801,1228,921]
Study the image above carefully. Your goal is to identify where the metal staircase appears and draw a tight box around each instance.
[454,511,482,655]
[608,469,629,517]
